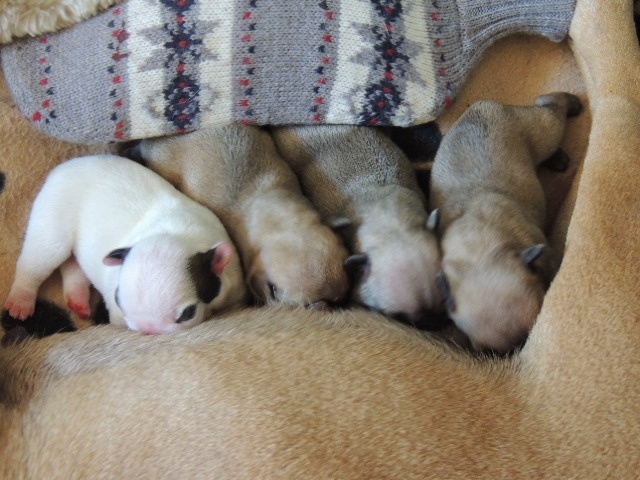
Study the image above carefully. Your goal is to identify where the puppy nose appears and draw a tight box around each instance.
[137,323,165,335]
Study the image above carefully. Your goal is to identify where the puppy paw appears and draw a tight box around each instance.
[535,92,583,118]
[60,256,92,319]
[64,284,92,319]
[66,298,92,319]
[3,288,37,320]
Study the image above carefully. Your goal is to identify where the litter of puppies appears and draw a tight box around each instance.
[3,94,582,352]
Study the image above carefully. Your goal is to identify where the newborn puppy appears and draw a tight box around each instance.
[430,92,582,352]
[271,125,443,327]
[4,155,247,335]
[132,124,350,308]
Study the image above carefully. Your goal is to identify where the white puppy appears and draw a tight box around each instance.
[132,124,350,308]
[271,125,444,328]
[430,92,582,352]
[4,154,247,334]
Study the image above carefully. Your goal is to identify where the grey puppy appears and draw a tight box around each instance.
[132,124,351,309]
[271,125,443,327]
[430,92,582,352]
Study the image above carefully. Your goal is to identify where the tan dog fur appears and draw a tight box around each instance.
[271,125,443,325]
[431,92,581,352]
[136,125,350,308]
[1,0,639,477]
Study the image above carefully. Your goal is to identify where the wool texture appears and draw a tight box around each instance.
[1,0,575,144]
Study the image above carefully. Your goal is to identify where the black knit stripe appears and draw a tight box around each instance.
[358,0,407,125]
[160,0,202,134]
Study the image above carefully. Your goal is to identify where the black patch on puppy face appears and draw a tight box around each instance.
[0,171,5,194]
[188,250,222,304]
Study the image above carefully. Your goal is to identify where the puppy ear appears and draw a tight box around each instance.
[103,247,131,266]
[210,241,234,276]
[521,244,547,271]
[426,209,440,232]
[326,216,352,230]
[344,253,370,280]
[521,243,560,289]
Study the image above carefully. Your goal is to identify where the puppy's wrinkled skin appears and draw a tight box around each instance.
[272,125,443,327]
[431,92,582,352]
[135,124,350,308]
[4,155,246,334]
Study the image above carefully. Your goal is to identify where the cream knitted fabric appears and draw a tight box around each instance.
[1,0,575,143]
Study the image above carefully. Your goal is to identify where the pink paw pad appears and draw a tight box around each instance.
[66,299,91,319]
[4,290,37,320]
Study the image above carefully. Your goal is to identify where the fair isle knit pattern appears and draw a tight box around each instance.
[1,0,576,144]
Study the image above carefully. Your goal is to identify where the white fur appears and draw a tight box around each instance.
[4,154,246,334]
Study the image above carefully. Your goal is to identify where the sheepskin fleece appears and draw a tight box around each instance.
[0,0,119,44]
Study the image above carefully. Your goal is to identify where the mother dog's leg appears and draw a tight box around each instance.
[521,0,640,473]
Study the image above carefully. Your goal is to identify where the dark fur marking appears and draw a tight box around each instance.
[188,250,222,304]
[392,310,452,332]
[119,141,148,167]
[1,299,76,342]
[541,148,570,172]
[0,171,5,194]
[386,121,442,161]
[92,298,111,325]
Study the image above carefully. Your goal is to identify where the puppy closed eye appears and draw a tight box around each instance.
[176,304,197,324]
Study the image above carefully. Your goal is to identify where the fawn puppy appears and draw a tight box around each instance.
[430,92,582,352]
[272,125,443,327]
[133,124,350,308]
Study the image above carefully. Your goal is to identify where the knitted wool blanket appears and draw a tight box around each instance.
[1,0,575,144]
